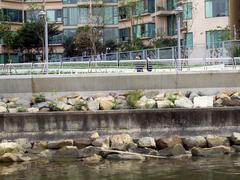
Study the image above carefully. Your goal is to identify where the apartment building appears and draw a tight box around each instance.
[0,0,240,62]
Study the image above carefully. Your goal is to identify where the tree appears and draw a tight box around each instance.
[150,36,177,48]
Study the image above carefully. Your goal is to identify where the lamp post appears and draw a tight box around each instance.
[39,10,48,74]
[175,6,183,71]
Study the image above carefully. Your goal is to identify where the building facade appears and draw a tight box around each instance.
[0,0,239,63]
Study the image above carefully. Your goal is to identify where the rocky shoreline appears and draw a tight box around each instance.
[1,132,240,163]
[0,90,239,113]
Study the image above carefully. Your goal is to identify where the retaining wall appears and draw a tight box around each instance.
[0,108,239,141]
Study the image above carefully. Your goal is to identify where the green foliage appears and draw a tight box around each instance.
[118,38,145,51]
[74,100,88,111]
[112,99,120,110]
[231,45,240,57]
[126,90,144,109]
[48,102,62,112]
[33,94,46,104]
[17,106,27,113]
[150,37,177,48]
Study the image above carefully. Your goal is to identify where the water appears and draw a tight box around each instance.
[1,156,240,180]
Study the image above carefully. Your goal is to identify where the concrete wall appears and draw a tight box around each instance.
[0,107,239,141]
[0,72,239,94]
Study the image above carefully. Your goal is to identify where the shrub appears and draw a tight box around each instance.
[33,94,46,103]
[48,102,62,112]
[126,90,144,109]
[74,100,88,111]
[17,106,27,113]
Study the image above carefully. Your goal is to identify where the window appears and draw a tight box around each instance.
[49,33,63,44]
[206,30,229,48]
[3,9,23,22]
[25,10,40,22]
[64,29,76,38]
[119,6,128,20]
[144,0,155,13]
[133,23,155,38]
[167,15,176,36]
[183,2,192,20]
[79,8,89,24]
[47,9,62,22]
[119,28,130,42]
[167,0,177,10]
[103,28,118,42]
[184,32,193,48]
[63,7,79,25]
[205,0,229,18]
[63,0,78,4]
[104,6,118,25]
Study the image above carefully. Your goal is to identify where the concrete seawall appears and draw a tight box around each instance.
[0,71,240,94]
[0,107,239,141]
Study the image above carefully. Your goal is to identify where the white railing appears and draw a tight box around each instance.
[0,57,239,75]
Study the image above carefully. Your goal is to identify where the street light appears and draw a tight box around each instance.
[39,10,48,74]
[175,6,183,71]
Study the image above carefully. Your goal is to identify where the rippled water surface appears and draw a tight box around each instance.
[1,156,240,180]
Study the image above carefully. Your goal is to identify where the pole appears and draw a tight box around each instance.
[45,19,48,74]
[177,15,181,70]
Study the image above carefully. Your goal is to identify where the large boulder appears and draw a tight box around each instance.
[78,146,103,158]
[0,142,23,156]
[90,132,100,141]
[128,144,158,156]
[191,146,231,157]
[82,154,102,164]
[230,132,240,145]
[156,136,182,149]
[158,144,186,156]
[206,135,230,147]
[74,139,92,149]
[0,153,31,162]
[110,134,133,150]
[138,137,156,148]
[182,136,207,150]
[193,96,213,108]
[47,140,73,149]
[106,153,145,160]
[175,97,193,108]
[92,137,110,148]
[55,146,79,158]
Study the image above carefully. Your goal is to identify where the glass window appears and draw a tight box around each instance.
[3,9,23,22]
[133,23,155,38]
[183,2,192,20]
[63,7,79,25]
[119,6,128,20]
[104,6,118,25]
[205,0,229,18]
[206,30,228,48]
[167,0,177,10]
[25,10,40,22]
[184,32,193,48]
[144,0,155,13]
[64,29,76,38]
[63,0,78,4]
[119,28,130,42]
[49,33,63,44]
[47,9,62,22]
[133,1,144,16]
[79,8,89,24]
[167,15,176,36]
[103,28,119,42]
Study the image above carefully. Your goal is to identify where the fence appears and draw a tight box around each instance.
[0,57,239,75]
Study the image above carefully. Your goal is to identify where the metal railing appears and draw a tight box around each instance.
[0,57,239,75]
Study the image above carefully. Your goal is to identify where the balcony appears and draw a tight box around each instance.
[77,0,103,6]
[152,6,176,17]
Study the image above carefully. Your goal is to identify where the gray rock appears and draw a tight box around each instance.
[106,153,145,160]
[156,136,182,149]
[182,136,207,150]
[230,132,240,145]
[138,137,156,148]
[193,96,213,108]
[157,100,174,108]
[0,102,7,108]
[191,146,231,157]
[27,107,39,113]
[92,137,110,148]
[8,108,17,113]
[189,92,199,101]
[97,96,114,110]
[74,139,92,149]
[158,144,186,156]
[47,140,73,149]
[0,153,31,162]
[128,146,159,156]
[33,102,49,109]
[175,97,193,108]
[87,100,99,111]
[78,146,103,158]
[15,138,32,150]
[55,146,79,158]
[110,134,133,151]
[0,106,7,113]
[206,135,230,147]
[56,102,72,111]
[115,98,128,109]
[232,145,240,153]
[39,149,56,159]
[90,132,100,141]
[0,142,23,156]
[145,99,156,109]
[82,154,102,164]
